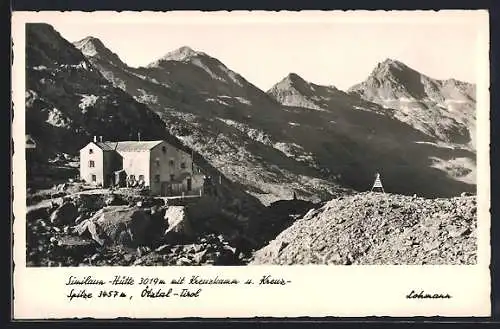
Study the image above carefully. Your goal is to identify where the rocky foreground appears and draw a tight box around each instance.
[25,183,316,267]
[26,186,257,267]
[251,192,477,265]
[26,183,477,266]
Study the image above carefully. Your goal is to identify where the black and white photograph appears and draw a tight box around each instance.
[12,9,493,319]
[21,11,486,269]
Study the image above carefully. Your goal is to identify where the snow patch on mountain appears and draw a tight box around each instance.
[33,65,49,71]
[429,156,475,184]
[208,95,252,106]
[46,108,70,127]
[206,98,229,106]
[78,94,99,110]
[134,88,159,105]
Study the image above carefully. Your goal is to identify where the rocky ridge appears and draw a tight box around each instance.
[75,35,475,199]
[348,59,476,148]
[74,38,348,202]
[251,192,477,265]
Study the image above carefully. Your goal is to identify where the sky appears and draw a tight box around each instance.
[24,11,487,91]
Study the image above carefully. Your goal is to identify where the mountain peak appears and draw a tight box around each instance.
[371,58,411,76]
[74,36,106,56]
[160,46,205,62]
[277,72,310,87]
[78,36,102,44]
[74,36,126,67]
[286,72,306,81]
[347,58,429,100]
[146,46,209,68]
[380,58,403,66]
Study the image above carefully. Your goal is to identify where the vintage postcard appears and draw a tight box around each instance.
[12,10,491,318]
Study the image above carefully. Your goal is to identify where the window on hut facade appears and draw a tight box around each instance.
[139,175,144,181]
[154,175,160,183]
[89,148,93,154]
[155,158,160,167]
[180,162,186,169]
[91,174,96,182]
[89,160,95,168]
[162,146,167,154]
[169,159,175,167]
[170,174,175,181]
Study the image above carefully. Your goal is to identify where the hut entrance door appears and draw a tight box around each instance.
[161,182,170,196]
[171,183,183,196]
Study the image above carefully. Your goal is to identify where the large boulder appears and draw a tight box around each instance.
[54,235,97,258]
[73,206,152,247]
[73,193,107,212]
[164,206,194,240]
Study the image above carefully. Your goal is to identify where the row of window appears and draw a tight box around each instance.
[89,146,169,155]
[88,159,187,169]
[90,174,176,182]
[128,174,176,183]
[89,174,192,191]
[155,158,187,169]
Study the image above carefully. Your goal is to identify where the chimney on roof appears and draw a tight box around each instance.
[99,136,103,142]
[138,132,141,141]
[93,136,97,143]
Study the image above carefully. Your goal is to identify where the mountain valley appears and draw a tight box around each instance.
[23,23,479,266]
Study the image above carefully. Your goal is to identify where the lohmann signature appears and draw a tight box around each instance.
[406,290,452,299]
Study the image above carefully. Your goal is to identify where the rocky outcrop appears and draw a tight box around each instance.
[73,205,154,247]
[26,192,254,266]
[251,192,477,265]
[163,206,194,239]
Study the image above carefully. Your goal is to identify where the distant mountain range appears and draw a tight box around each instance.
[25,23,476,203]
[348,59,476,148]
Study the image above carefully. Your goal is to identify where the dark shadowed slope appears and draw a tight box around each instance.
[26,24,171,155]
